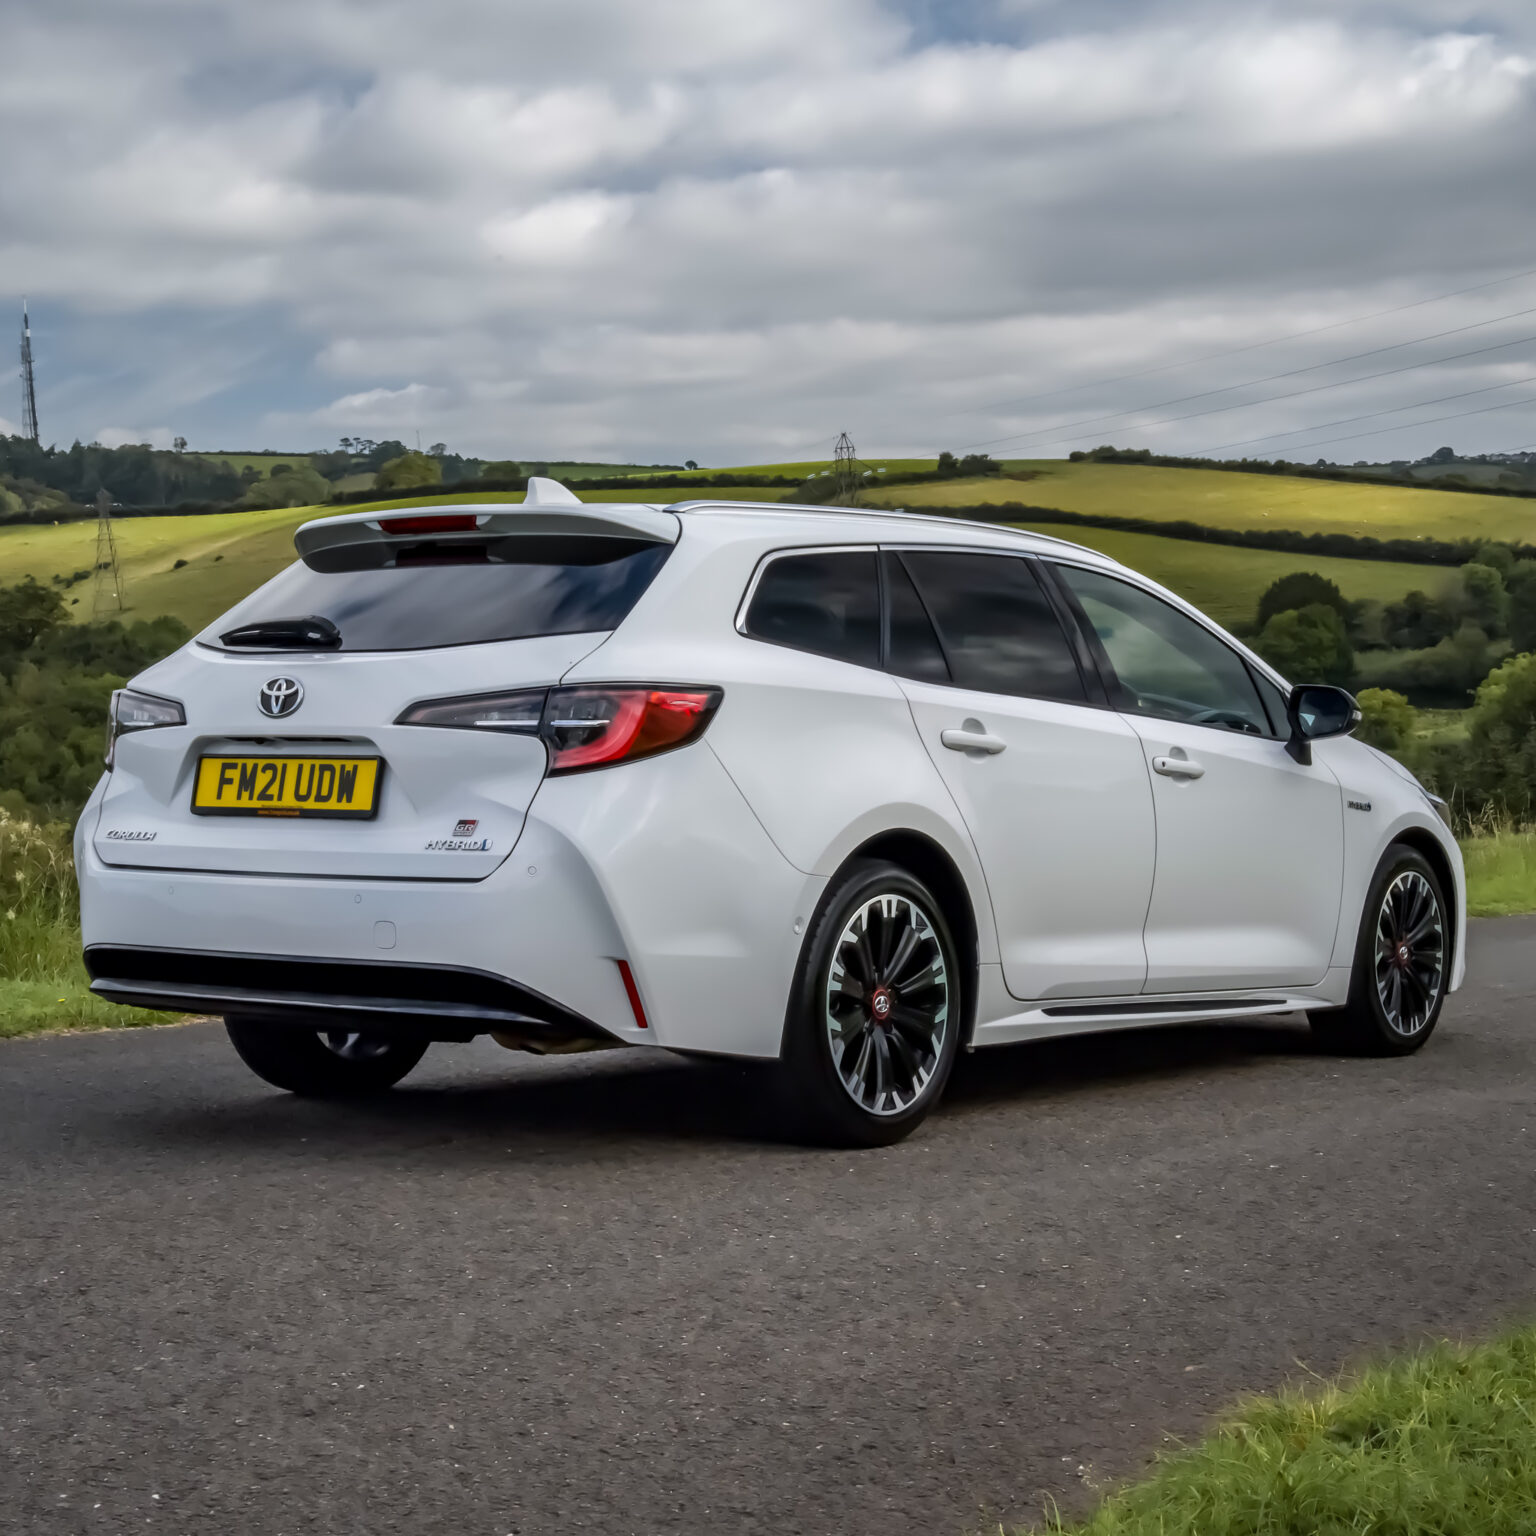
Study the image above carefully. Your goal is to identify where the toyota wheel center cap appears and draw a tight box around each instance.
[869,987,894,1023]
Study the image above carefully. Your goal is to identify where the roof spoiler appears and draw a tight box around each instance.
[293,492,679,567]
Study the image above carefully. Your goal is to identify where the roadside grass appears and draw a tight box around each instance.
[1016,1326,1536,1536]
[1461,828,1536,918]
[0,813,174,1039]
[871,460,1536,545]
[1011,522,1436,630]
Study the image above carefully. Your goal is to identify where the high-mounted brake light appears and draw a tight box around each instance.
[396,684,722,773]
[379,514,482,536]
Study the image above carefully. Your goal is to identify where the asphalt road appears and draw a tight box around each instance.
[3,919,1535,1536]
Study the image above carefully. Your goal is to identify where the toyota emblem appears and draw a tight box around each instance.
[259,677,304,718]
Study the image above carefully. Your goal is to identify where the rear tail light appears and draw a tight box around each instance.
[106,689,185,767]
[397,685,722,774]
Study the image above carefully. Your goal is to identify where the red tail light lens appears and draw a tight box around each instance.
[397,684,722,773]
[544,686,722,774]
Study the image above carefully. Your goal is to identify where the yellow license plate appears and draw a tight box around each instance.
[192,755,383,818]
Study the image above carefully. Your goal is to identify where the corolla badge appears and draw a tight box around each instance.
[259,677,304,719]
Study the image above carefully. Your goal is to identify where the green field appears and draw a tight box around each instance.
[865,460,1536,545]
[1012,523,1444,628]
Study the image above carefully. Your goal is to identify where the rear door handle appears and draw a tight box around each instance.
[941,728,1007,755]
[1152,754,1205,779]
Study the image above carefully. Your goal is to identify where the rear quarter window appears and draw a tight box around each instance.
[742,550,881,669]
[203,536,671,652]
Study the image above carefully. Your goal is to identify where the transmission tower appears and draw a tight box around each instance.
[19,299,39,444]
[832,431,858,500]
[93,489,124,620]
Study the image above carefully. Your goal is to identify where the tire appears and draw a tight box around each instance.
[1310,845,1451,1057]
[778,858,963,1147]
[225,1017,429,1096]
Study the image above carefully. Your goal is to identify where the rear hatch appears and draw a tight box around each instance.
[91,501,678,880]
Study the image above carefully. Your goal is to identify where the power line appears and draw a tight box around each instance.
[944,261,1536,424]
[1223,386,1536,459]
[961,299,1536,453]
[1198,372,1536,457]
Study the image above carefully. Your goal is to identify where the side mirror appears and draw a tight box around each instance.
[1285,684,1361,766]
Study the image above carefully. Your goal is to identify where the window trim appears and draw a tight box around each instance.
[1044,556,1286,740]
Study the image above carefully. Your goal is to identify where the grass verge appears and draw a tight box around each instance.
[0,813,176,1039]
[1019,1326,1536,1535]
[1461,828,1536,918]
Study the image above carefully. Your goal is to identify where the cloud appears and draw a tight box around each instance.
[3,0,1535,462]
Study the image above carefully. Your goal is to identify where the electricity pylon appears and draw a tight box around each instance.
[93,489,125,620]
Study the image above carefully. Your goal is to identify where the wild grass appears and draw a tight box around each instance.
[1460,825,1536,918]
[1018,1326,1536,1536]
[0,812,171,1038]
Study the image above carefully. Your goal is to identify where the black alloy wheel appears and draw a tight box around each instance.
[1311,845,1450,1056]
[780,858,963,1146]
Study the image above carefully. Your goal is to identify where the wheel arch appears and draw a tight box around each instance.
[845,828,982,1047]
[1387,827,1460,976]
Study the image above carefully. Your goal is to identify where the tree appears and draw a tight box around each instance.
[1428,445,1456,464]
[0,577,66,664]
[374,451,442,492]
[1253,603,1354,685]
[172,436,187,454]
[684,460,698,471]
[1382,589,1456,650]
[481,460,522,480]
[1256,572,1349,630]
[1474,542,1515,578]
[1454,652,1536,822]
[1507,561,1536,655]
[1354,688,1417,754]
[1458,562,1509,637]
[427,442,448,458]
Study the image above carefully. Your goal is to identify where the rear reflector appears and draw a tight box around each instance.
[379,514,482,535]
[616,960,649,1029]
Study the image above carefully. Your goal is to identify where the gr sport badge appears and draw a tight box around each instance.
[453,819,478,837]
[259,677,304,719]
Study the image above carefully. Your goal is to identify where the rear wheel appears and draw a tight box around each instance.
[1310,845,1450,1056]
[779,859,962,1147]
[225,1018,428,1096]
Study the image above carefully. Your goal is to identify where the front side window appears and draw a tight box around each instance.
[742,550,880,668]
[900,550,1086,702]
[1053,564,1270,735]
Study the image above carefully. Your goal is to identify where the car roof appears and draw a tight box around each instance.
[661,498,1122,567]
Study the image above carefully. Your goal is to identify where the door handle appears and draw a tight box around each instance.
[1152,754,1205,779]
[941,727,1007,756]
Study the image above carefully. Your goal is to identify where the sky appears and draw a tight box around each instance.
[3,0,1535,466]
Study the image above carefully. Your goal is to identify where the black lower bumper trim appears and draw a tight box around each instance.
[83,945,612,1045]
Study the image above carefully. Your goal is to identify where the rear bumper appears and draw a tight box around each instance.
[82,945,614,1046]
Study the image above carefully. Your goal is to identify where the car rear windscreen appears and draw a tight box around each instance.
[203,536,672,652]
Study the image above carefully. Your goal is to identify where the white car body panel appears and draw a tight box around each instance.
[77,496,1467,1065]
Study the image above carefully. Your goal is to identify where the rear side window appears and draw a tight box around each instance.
[901,550,1086,702]
[884,553,950,683]
[743,551,880,668]
[204,537,671,652]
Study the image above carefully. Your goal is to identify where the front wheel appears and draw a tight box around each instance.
[778,859,963,1147]
[225,1018,429,1096]
[1310,845,1450,1056]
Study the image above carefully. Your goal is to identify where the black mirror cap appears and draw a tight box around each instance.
[1285,683,1361,763]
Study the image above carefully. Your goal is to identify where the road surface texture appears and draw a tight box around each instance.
[3,918,1534,1535]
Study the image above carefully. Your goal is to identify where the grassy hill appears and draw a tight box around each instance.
[0,481,1451,635]
[866,460,1536,545]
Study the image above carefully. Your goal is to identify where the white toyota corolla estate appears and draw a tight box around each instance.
[77,479,1465,1144]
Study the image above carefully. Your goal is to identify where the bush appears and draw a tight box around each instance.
[374,451,443,492]
[1253,604,1354,685]
[1255,572,1349,630]
[1357,624,1502,706]
[1354,687,1417,755]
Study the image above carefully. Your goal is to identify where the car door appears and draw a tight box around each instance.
[1049,561,1345,994]
[889,549,1155,1001]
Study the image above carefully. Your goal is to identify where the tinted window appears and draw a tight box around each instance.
[1054,564,1269,735]
[744,551,880,668]
[204,538,671,652]
[1251,668,1290,738]
[902,551,1085,702]
[884,553,949,683]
